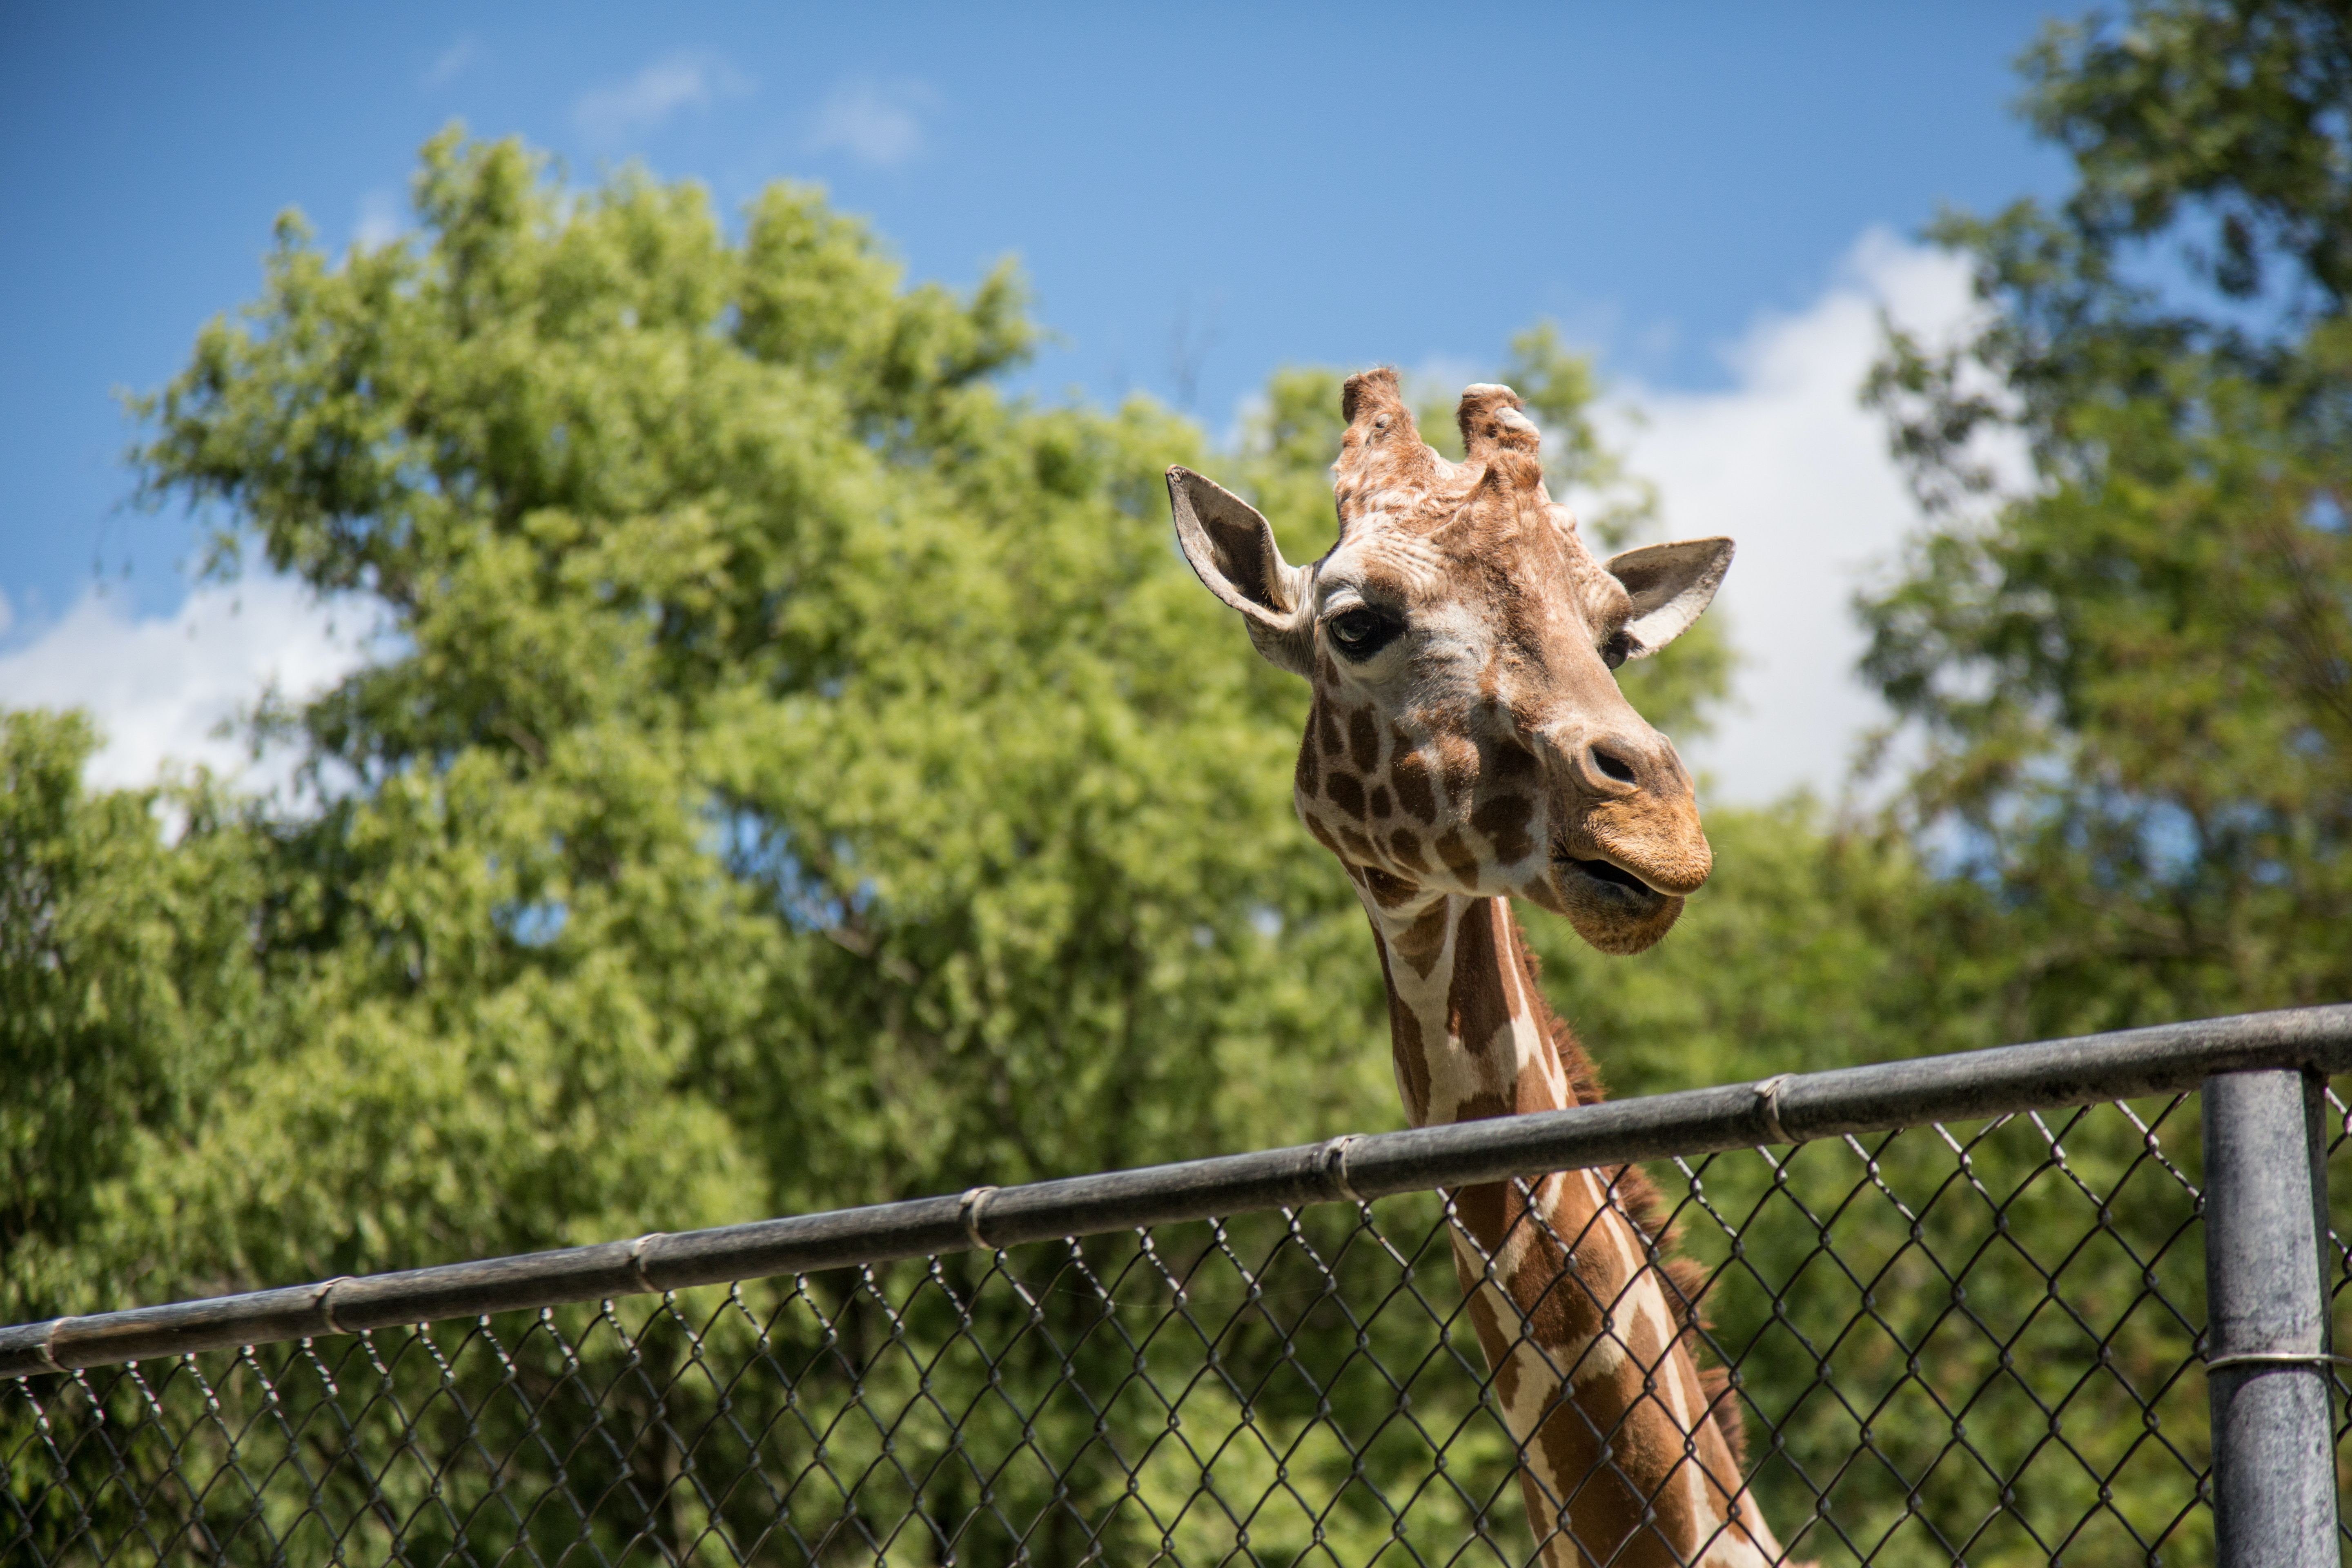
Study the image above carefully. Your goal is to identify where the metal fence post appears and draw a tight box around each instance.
[2203,1068,2339,1567]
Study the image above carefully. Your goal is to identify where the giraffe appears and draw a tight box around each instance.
[1166,368,1792,1567]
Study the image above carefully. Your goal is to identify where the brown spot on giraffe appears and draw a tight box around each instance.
[1372,936,1434,1123]
[1443,892,1513,1067]
[1348,707,1382,772]
[1434,828,1481,888]
[1472,793,1538,865]
[1316,701,1344,760]
[1516,1048,1565,1118]
[1361,865,1418,908]
[1302,815,1341,857]
[1437,732,1479,802]
[1388,827,1426,872]
[1168,371,1785,1566]
[1325,771,1366,819]
[1492,736,1541,783]
[1465,1283,1513,1402]
[1390,740,1438,823]
[1390,899,1451,976]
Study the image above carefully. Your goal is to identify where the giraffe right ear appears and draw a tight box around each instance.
[1166,466,1314,676]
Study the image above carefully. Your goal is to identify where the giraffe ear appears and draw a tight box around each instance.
[1167,466,1314,676]
[1604,537,1733,660]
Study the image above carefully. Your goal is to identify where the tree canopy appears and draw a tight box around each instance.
[1865,0,2352,1036]
[6,131,1384,1320]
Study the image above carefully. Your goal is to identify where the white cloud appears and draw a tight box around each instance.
[574,50,748,143]
[0,575,372,794]
[1609,228,2011,806]
[807,77,936,168]
[423,34,482,89]
[354,187,405,251]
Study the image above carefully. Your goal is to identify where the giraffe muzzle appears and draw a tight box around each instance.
[1545,770,1710,953]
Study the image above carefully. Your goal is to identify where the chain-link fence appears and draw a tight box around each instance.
[7,1008,2350,1566]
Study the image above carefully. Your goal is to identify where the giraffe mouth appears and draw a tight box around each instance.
[1558,853,1669,905]
[1549,849,1686,954]
[1565,855,1651,893]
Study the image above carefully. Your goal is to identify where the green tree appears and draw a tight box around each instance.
[1864,0,2352,1038]
[0,713,262,1320]
[83,129,1425,1307]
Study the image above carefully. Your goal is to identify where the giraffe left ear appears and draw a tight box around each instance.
[1167,466,1314,676]
[1604,537,1734,660]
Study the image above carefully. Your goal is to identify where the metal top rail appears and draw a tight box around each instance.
[6,1002,2348,1382]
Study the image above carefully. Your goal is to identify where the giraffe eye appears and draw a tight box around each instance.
[1327,607,1403,659]
[1601,632,1632,670]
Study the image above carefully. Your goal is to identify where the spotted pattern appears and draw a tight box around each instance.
[1433,828,1481,888]
[1365,895,1785,1568]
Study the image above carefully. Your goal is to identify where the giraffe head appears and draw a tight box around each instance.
[1169,368,1730,954]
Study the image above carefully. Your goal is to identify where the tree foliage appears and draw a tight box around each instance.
[4,131,1439,1323]
[0,713,263,1311]
[1865,0,2352,1036]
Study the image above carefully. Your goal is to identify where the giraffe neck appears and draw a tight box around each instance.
[1366,889,1583,1129]
[1359,890,1786,1568]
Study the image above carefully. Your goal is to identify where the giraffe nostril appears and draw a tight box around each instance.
[1590,745,1639,787]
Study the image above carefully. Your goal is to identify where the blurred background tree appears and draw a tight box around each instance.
[1864,0,2352,1039]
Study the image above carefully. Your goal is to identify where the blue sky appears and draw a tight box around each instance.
[0,2,2069,798]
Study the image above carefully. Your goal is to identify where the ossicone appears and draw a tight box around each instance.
[1340,366,1402,425]
[1457,383,1541,460]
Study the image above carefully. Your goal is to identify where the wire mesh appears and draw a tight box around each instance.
[2,1089,2339,1566]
